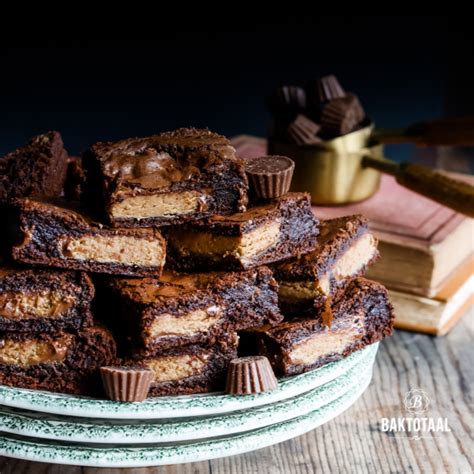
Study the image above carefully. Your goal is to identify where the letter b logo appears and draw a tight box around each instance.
[404,389,429,414]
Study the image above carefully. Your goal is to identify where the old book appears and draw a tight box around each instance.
[390,256,474,336]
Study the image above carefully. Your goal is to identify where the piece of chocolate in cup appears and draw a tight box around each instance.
[100,366,153,402]
[287,115,322,145]
[307,74,346,105]
[321,94,366,137]
[245,155,295,199]
[266,86,306,122]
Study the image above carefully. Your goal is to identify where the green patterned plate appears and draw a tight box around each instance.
[0,344,377,419]
[0,346,375,444]
[0,369,372,467]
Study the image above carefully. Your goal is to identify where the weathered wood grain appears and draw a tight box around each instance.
[1,310,472,474]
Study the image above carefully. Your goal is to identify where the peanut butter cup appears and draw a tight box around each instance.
[321,94,365,136]
[226,356,278,395]
[101,366,153,402]
[245,156,295,199]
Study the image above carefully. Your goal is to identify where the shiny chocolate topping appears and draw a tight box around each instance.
[93,128,237,190]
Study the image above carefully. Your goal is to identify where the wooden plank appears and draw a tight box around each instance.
[0,313,472,473]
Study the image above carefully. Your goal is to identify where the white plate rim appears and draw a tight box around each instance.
[0,370,373,467]
[0,348,376,444]
[0,344,377,419]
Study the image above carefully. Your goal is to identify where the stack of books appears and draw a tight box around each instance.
[233,135,474,335]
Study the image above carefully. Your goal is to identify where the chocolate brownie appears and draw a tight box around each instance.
[82,128,249,227]
[0,131,68,202]
[274,215,379,317]
[0,325,117,395]
[63,156,85,200]
[99,266,283,355]
[0,266,94,333]
[167,193,319,271]
[7,198,166,277]
[242,278,394,376]
[126,334,238,396]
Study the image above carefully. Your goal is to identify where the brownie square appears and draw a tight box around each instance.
[0,325,117,395]
[242,278,394,376]
[82,127,249,227]
[0,266,94,333]
[126,334,238,396]
[274,215,379,316]
[7,198,166,277]
[0,131,68,202]
[167,192,319,271]
[99,266,283,354]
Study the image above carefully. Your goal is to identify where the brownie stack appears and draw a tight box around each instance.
[0,132,117,395]
[0,127,394,398]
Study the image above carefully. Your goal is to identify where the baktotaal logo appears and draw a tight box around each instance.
[380,388,450,440]
[404,389,430,415]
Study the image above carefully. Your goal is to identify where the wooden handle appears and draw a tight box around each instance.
[362,156,474,217]
[396,163,474,216]
[374,116,474,146]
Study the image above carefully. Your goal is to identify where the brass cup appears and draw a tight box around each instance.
[268,124,382,205]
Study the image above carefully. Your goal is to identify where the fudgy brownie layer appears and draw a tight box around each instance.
[0,325,117,395]
[127,335,238,396]
[243,278,394,376]
[167,193,319,271]
[98,266,282,355]
[83,128,249,227]
[7,198,166,277]
[0,266,94,332]
[0,131,68,202]
[274,215,379,316]
[63,156,85,201]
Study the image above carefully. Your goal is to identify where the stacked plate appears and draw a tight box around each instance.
[0,343,378,468]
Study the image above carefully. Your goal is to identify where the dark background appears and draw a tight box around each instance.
[1,18,473,161]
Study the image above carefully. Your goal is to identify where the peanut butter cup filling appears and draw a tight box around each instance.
[145,354,209,383]
[145,306,223,340]
[111,191,210,219]
[170,220,281,262]
[59,235,165,267]
[0,335,73,366]
[0,291,75,319]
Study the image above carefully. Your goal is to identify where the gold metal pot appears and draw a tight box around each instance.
[268,124,382,205]
[267,119,474,216]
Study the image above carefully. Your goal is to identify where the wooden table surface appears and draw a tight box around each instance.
[1,311,472,474]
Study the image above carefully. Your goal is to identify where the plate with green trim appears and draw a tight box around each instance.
[0,344,378,420]
[0,368,372,467]
[0,347,375,444]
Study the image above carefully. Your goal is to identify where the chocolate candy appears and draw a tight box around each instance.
[226,356,278,395]
[287,114,322,145]
[320,94,365,136]
[100,366,153,402]
[266,86,306,121]
[307,74,346,105]
[245,155,295,199]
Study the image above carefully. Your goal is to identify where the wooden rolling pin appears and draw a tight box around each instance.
[373,116,474,147]
[362,155,474,217]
